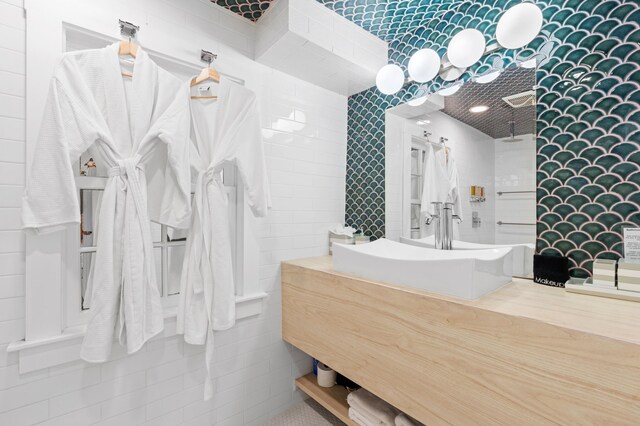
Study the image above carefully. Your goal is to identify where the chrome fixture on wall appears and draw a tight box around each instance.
[118,19,139,40]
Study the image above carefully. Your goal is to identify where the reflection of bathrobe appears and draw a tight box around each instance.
[420,145,448,216]
[447,156,463,221]
[22,43,191,362]
[177,76,271,400]
[420,146,463,219]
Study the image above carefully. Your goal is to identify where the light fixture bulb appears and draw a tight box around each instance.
[407,96,427,107]
[496,3,543,49]
[447,29,486,68]
[438,84,461,96]
[475,70,501,84]
[376,64,405,95]
[407,49,441,83]
[469,105,489,113]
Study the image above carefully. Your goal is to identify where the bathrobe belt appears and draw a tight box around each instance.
[190,167,223,400]
[192,168,221,294]
[108,156,157,347]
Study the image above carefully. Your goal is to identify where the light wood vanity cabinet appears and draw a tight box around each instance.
[282,256,640,425]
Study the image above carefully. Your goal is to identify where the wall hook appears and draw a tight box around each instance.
[119,20,140,40]
[200,50,217,65]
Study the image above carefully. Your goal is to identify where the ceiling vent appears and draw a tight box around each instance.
[502,90,536,108]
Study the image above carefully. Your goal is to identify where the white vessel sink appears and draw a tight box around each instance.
[400,235,534,277]
[332,239,513,300]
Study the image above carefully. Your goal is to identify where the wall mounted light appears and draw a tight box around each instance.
[375,64,405,95]
[407,48,441,83]
[447,29,486,68]
[475,70,501,84]
[372,2,543,95]
[439,54,467,81]
[496,2,543,49]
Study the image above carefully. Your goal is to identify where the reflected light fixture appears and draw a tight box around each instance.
[376,64,405,95]
[407,48,441,83]
[447,29,486,68]
[475,70,501,84]
[407,96,428,107]
[469,105,489,113]
[438,84,461,96]
[520,58,537,69]
[496,2,544,49]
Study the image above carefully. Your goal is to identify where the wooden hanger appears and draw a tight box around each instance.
[118,39,138,79]
[190,65,220,100]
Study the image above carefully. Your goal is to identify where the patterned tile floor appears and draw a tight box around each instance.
[262,399,344,425]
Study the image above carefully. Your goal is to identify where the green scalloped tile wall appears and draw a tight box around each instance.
[318,0,640,278]
[213,0,274,21]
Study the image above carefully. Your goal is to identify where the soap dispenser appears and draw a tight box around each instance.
[354,225,370,244]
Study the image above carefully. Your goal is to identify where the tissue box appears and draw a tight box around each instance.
[592,259,617,289]
[617,259,640,293]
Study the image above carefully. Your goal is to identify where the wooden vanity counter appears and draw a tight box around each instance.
[282,256,640,425]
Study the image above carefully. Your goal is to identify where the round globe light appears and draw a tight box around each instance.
[496,3,543,49]
[407,96,428,107]
[447,29,486,68]
[376,64,405,95]
[407,49,441,83]
[475,70,501,84]
[438,84,462,96]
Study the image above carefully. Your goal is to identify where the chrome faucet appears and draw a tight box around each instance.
[425,202,444,249]
[442,202,462,250]
[426,202,461,250]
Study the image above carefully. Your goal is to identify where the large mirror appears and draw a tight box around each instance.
[385,65,536,278]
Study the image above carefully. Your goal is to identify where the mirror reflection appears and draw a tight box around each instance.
[386,66,536,278]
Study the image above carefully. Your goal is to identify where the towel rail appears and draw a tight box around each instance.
[497,221,536,226]
[497,190,535,196]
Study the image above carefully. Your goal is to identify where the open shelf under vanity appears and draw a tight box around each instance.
[295,373,358,426]
[283,256,640,424]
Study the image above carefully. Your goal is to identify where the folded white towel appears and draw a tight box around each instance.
[395,412,421,426]
[347,389,397,425]
[329,224,355,237]
[349,407,382,426]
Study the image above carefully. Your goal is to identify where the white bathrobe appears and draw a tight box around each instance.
[177,76,271,399]
[420,145,449,216]
[446,156,463,221]
[22,43,192,362]
[420,147,463,220]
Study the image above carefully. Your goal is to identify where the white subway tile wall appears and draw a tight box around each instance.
[0,0,347,424]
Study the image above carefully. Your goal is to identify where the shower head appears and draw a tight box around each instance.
[503,116,523,142]
[503,136,524,143]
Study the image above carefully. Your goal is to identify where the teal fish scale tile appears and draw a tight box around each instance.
[321,0,640,278]
[214,0,274,21]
